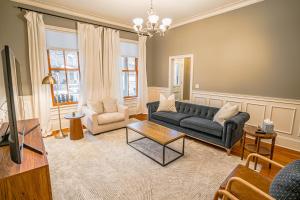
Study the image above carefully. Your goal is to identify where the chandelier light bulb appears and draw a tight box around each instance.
[159,24,166,32]
[132,0,171,36]
[162,18,172,26]
[148,14,159,24]
[133,18,144,26]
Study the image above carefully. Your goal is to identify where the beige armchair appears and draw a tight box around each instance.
[82,104,129,135]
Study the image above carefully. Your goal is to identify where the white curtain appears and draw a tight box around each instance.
[78,23,103,105]
[137,36,148,114]
[103,28,122,101]
[25,11,51,136]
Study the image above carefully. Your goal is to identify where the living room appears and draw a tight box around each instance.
[0,0,300,199]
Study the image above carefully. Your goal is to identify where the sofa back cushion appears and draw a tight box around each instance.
[103,97,118,113]
[269,160,300,199]
[175,101,219,120]
[87,100,104,114]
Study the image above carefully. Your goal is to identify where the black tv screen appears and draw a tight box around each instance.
[0,45,25,164]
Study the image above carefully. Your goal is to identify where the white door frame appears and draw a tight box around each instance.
[168,54,194,100]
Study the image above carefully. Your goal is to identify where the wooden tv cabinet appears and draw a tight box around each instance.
[0,119,52,200]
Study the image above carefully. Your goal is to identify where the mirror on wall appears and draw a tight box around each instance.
[169,55,193,101]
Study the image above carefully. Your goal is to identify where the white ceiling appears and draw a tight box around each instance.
[15,0,263,28]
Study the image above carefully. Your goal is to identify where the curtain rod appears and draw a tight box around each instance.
[17,6,137,34]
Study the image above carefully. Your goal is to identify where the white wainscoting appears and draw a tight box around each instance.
[148,87,300,151]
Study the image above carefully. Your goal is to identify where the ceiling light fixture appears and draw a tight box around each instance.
[132,0,172,37]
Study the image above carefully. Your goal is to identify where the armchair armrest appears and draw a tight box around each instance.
[82,105,98,124]
[225,177,275,200]
[246,153,284,169]
[117,104,129,120]
[214,189,239,200]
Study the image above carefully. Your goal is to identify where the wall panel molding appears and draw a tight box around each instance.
[245,103,266,126]
[270,106,296,135]
[189,90,300,151]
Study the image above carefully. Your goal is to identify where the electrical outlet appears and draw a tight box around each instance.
[195,83,200,89]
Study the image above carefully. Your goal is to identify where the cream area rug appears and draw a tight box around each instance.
[44,123,245,200]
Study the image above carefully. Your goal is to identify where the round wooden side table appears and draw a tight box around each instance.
[241,125,277,169]
[64,113,85,140]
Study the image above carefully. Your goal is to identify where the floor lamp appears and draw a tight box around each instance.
[42,73,66,139]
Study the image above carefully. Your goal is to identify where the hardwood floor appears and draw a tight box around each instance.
[130,114,300,179]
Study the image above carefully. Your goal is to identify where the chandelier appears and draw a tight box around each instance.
[132,0,172,37]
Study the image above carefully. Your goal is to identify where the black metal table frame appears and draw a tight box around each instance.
[126,127,185,167]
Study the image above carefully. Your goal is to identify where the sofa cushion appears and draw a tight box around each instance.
[97,112,125,125]
[180,117,223,138]
[152,111,191,126]
[103,97,118,113]
[213,103,239,126]
[87,100,104,114]
[269,160,300,200]
[157,94,176,112]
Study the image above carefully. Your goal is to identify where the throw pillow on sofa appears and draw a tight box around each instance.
[87,100,104,114]
[157,94,177,112]
[103,97,118,113]
[213,103,239,126]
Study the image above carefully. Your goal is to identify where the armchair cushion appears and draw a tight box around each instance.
[103,97,118,113]
[270,160,300,200]
[97,112,125,125]
[87,100,104,114]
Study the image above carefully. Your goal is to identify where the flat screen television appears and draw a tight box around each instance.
[0,45,24,163]
[0,45,42,164]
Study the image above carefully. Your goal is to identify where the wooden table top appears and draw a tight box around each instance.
[127,121,185,145]
[64,113,85,119]
[244,125,277,139]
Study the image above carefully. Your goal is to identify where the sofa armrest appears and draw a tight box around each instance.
[225,112,250,128]
[147,101,159,119]
[117,104,129,120]
[82,106,98,124]
[223,112,250,149]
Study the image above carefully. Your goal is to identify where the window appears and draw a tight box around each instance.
[46,28,80,106]
[121,56,138,98]
[47,49,80,106]
[120,41,139,98]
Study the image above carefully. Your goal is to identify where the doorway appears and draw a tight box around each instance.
[169,54,193,101]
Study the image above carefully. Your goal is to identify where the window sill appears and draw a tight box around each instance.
[124,97,139,101]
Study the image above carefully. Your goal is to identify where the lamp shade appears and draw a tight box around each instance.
[148,14,159,24]
[133,18,144,26]
[42,73,56,85]
[162,18,172,26]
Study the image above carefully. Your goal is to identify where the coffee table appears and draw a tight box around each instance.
[126,121,185,166]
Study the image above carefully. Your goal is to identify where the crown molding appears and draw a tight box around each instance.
[11,0,132,29]
[11,0,264,31]
[171,0,264,29]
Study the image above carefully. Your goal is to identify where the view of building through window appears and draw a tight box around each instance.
[48,49,80,106]
[46,28,80,106]
[121,56,138,98]
[120,41,138,98]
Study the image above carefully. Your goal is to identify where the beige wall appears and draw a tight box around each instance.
[183,57,191,100]
[0,0,138,95]
[147,0,300,100]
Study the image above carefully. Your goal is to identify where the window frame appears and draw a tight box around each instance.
[47,48,80,107]
[122,57,138,99]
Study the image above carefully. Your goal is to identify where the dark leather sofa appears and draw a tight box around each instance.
[147,101,250,154]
